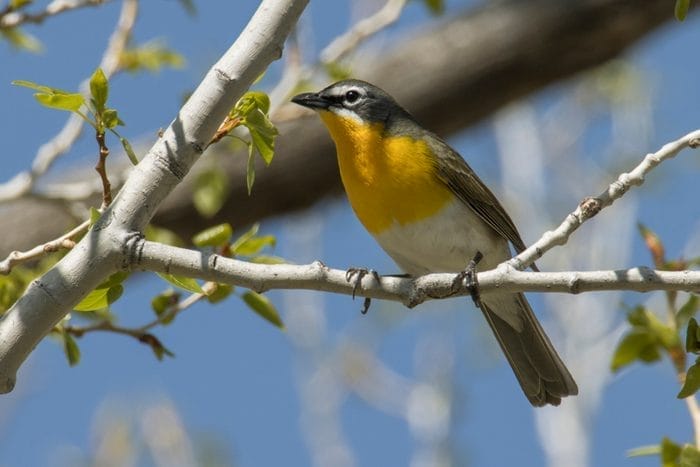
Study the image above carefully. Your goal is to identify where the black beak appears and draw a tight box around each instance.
[291,92,330,110]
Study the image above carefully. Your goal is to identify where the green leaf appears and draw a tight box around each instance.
[250,255,286,265]
[422,0,444,15]
[675,0,690,21]
[120,137,139,165]
[661,437,682,464]
[232,235,276,257]
[626,306,679,349]
[627,444,661,458]
[230,223,259,253]
[102,108,122,129]
[74,272,128,311]
[139,333,175,361]
[678,295,700,327]
[151,289,179,324]
[176,0,197,15]
[241,291,284,329]
[246,141,255,195]
[687,318,700,354]
[145,224,185,247]
[192,223,233,248]
[89,207,102,226]
[245,109,277,164]
[10,0,33,9]
[680,444,700,467]
[35,92,85,112]
[193,169,230,218]
[119,40,185,73]
[63,333,81,367]
[89,68,108,113]
[206,283,234,304]
[1,27,43,53]
[234,91,270,116]
[324,61,352,81]
[678,360,700,398]
[157,273,203,294]
[611,329,660,371]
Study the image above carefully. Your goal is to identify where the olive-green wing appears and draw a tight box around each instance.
[426,135,530,256]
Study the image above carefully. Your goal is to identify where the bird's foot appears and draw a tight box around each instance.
[451,251,484,309]
[345,267,380,314]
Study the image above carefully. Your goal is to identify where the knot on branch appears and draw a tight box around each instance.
[579,197,602,221]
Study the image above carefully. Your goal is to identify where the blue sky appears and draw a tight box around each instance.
[1,1,700,466]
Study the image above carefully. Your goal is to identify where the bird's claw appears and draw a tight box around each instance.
[345,267,380,314]
[451,251,484,309]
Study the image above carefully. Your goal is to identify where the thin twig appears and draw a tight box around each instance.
[0,219,90,275]
[320,0,407,64]
[95,130,112,207]
[508,129,700,271]
[0,0,137,203]
[0,0,111,29]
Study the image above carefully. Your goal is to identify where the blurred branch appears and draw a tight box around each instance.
[0,0,111,29]
[509,128,700,271]
[0,0,137,203]
[319,0,407,64]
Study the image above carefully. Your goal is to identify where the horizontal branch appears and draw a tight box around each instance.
[0,0,111,29]
[134,240,700,308]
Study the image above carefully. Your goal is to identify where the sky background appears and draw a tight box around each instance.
[1,1,700,466]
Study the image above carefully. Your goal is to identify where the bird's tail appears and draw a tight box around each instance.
[480,293,578,406]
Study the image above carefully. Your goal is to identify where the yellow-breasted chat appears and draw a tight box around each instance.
[292,79,577,407]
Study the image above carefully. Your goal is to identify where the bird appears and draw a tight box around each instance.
[291,79,578,406]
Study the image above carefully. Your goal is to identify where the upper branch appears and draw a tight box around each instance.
[0,0,111,29]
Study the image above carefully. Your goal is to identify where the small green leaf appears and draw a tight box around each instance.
[35,92,85,112]
[119,41,185,73]
[193,169,230,218]
[139,333,175,361]
[627,444,661,458]
[232,235,276,257]
[206,283,234,304]
[678,360,700,398]
[687,318,700,353]
[323,61,352,81]
[119,137,139,165]
[157,273,203,294]
[1,27,43,53]
[63,333,81,367]
[675,0,690,21]
[230,223,259,253]
[424,0,444,15]
[246,141,255,195]
[151,289,179,324]
[102,108,122,129]
[177,0,197,15]
[74,272,127,311]
[10,0,33,9]
[145,224,185,247]
[242,291,283,329]
[192,223,233,248]
[610,329,659,372]
[680,444,700,467]
[661,437,682,464]
[89,68,108,113]
[626,306,679,350]
[679,295,700,326]
[89,207,102,226]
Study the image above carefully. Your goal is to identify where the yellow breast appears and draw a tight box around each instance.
[319,111,453,234]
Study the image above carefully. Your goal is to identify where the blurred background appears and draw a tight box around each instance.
[1,1,700,466]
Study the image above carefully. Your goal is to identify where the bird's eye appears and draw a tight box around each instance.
[345,90,360,103]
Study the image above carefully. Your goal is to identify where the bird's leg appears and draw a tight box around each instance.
[345,267,381,314]
[451,251,484,308]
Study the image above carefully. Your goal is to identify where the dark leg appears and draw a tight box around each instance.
[451,251,484,308]
[345,267,381,314]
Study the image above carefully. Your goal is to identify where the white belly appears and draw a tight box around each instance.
[373,199,512,276]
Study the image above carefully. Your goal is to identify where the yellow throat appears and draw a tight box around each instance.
[319,111,452,235]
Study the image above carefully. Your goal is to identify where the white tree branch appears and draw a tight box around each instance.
[0,0,308,394]
[509,128,700,271]
[133,240,700,307]
[0,0,110,28]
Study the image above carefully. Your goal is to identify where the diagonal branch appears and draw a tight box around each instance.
[0,0,111,29]
[508,129,700,271]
